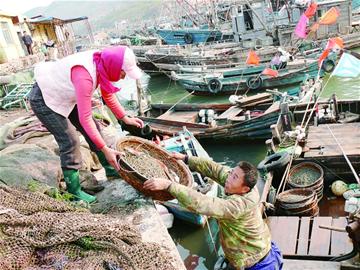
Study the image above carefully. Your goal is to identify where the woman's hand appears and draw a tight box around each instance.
[143,178,172,191]
[122,115,144,128]
[101,146,124,171]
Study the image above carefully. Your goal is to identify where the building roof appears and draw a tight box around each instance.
[0,10,17,18]
[30,15,88,25]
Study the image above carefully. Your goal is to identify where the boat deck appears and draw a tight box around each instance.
[302,122,360,179]
[267,216,353,258]
[283,259,340,269]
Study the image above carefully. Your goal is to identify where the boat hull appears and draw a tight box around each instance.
[156,29,223,45]
[178,61,323,96]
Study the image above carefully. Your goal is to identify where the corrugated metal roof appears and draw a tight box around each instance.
[30,16,88,25]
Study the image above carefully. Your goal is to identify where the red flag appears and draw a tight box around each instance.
[262,68,279,77]
[246,50,260,66]
[318,48,330,66]
[326,37,344,50]
[304,3,318,18]
[319,7,340,25]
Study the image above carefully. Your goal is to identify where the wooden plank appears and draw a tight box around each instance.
[264,101,280,114]
[235,92,272,106]
[307,137,360,144]
[305,145,360,153]
[304,148,360,158]
[268,217,299,255]
[296,217,310,255]
[157,111,198,122]
[307,123,360,130]
[307,126,360,134]
[216,106,243,120]
[308,217,332,256]
[330,217,353,256]
[283,259,340,270]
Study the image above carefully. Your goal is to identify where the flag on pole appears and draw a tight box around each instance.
[327,37,344,50]
[304,3,318,18]
[246,50,260,65]
[318,49,330,66]
[294,14,309,39]
[262,68,279,77]
[319,7,340,25]
[309,7,340,34]
[332,53,360,77]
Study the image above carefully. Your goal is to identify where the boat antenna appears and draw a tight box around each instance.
[176,0,200,27]
[182,0,211,26]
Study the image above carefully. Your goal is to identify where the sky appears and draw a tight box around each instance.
[0,0,54,14]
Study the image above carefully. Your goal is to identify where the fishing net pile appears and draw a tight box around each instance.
[0,185,176,270]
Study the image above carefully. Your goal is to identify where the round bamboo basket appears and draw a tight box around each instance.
[288,162,324,202]
[116,136,193,201]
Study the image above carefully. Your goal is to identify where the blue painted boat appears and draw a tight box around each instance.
[161,128,219,226]
[156,29,223,45]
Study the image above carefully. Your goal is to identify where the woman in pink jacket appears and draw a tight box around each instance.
[28,46,144,203]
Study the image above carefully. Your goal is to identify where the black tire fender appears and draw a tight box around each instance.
[257,151,291,173]
[322,59,336,73]
[246,76,263,90]
[184,33,193,44]
[207,78,222,94]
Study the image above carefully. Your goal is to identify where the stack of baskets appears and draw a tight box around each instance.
[276,162,324,217]
[288,162,324,202]
[276,188,319,216]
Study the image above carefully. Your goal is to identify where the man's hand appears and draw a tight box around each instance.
[122,115,144,128]
[143,178,172,191]
[169,152,186,161]
[101,146,124,171]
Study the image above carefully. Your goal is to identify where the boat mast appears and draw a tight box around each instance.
[183,0,209,22]
[136,79,144,116]
[176,0,200,26]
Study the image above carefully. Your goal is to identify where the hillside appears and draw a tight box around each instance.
[25,1,164,32]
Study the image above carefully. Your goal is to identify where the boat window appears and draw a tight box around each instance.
[244,4,254,31]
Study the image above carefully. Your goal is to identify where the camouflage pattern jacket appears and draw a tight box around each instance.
[168,157,271,269]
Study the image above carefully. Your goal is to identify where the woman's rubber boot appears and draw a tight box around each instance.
[63,169,97,203]
[95,151,119,179]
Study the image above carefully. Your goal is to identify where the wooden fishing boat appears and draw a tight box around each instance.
[125,80,318,143]
[145,45,278,73]
[160,128,219,226]
[175,58,324,95]
[256,96,360,265]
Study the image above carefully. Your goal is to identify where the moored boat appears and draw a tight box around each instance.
[175,58,324,95]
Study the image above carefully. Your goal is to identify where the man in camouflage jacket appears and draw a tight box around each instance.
[144,153,283,270]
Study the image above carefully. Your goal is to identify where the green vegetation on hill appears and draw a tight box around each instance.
[25,1,163,32]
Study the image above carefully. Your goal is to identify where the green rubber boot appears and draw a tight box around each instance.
[63,169,97,203]
[95,151,119,179]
